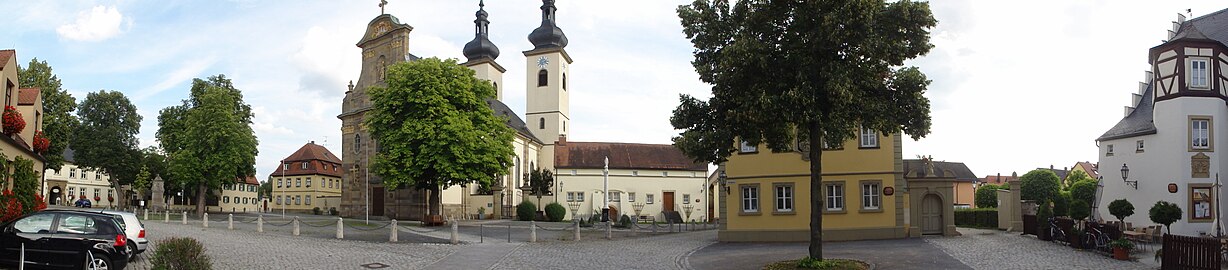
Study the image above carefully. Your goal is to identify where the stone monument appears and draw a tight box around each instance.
[151,175,166,211]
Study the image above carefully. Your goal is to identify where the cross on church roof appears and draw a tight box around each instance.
[379,0,388,14]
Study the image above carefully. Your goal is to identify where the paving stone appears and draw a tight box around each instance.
[926,228,1153,270]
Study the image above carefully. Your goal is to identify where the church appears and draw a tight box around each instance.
[339,1,709,222]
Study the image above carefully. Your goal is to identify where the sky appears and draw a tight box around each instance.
[0,0,1224,182]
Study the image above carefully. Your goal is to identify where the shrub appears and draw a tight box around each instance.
[1020,169,1060,203]
[1109,199,1134,223]
[312,207,321,215]
[618,214,632,228]
[1109,238,1135,250]
[1070,200,1090,221]
[1149,201,1182,234]
[954,208,998,228]
[150,237,212,270]
[516,201,536,221]
[1069,179,1097,207]
[1053,191,1071,217]
[1037,199,1053,239]
[544,202,566,222]
[974,184,1003,208]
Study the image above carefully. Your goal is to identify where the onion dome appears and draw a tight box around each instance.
[463,0,500,61]
[527,0,568,49]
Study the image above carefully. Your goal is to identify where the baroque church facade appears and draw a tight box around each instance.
[341,1,708,222]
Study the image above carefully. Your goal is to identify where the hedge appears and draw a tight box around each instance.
[954,208,998,228]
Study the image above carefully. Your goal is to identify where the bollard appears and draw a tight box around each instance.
[257,215,264,232]
[182,211,187,225]
[228,214,234,230]
[390,219,398,242]
[530,220,537,243]
[293,217,300,236]
[144,209,148,220]
[480,224,484,243]
[631,221,638,236]
[574,221,581,241]
[164,211,169,223]
[507,224,512,243]
[606,221,613,240]
[450,220,459,245]
[203,213,209,228]
[336,218,344,239]
[653,222,658,234]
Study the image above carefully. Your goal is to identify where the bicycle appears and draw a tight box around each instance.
[1048,217,1068,244]
[1084,222,1111,252]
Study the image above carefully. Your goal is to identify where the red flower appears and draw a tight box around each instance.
[107,196,114,202]
[94,196,101,202]
[2,106,24,135]
[32,194,45,212]
[32,131,49,153]
[0,190,23,223]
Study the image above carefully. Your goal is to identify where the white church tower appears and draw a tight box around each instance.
[461,0,505,100]
[524,0,571,170]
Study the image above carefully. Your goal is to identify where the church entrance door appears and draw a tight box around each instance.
[372,187,385,216]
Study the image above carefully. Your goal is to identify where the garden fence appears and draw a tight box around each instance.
[1161,233,1221,270]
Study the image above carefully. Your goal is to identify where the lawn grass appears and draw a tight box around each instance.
[762,258,868,270]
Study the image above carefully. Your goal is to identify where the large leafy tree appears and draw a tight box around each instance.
[526,167,555,210]
[672,0,936,260]
[366,58,514,218]
[17,58,79,170]
[1063,170,1092,190]
[72,90,142,207]
[157,75,258,217]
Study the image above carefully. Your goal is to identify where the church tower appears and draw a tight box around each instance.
[462,0,506,100]
[524,0,571,170]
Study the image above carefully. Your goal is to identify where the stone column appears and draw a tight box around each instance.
[389,219,398,242]
[450,220,459,245]
[574,221,581,241]
[1008,178,1025,232]
[181,211,187,225]
[336,218,344,239]
[530,220,537,243]
[228,214,234,230]
[257,215,264,233]
[203,213,209,228]
[293,217,300,236]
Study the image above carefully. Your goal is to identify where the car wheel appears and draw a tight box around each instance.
[126,242,136,261]
[85,252,111,270]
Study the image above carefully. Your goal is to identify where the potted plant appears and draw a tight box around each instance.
[2,106,24,135]
[1110,239,1134,260]
[1070,228,1085,249]
[477,207,486,220]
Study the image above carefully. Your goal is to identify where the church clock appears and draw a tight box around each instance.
[537,56,549,69]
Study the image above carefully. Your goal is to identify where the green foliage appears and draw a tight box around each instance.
[1109,199,1135,222]
[17,58,79,171]
[312,207,321,215]
[545,202,566,222]
[1036,200,1053,237]
[974,184,1004,208]
[258,181,272,200]
[1069,179,1097,208]
[1020,169,1060,203]
[954,208,997,228]
[73,90,142,207]
[157,75,258,217]
[1053,191,1071,217]
[1149,201,1183,234]
[150,237,212,270]
[365,58,514,217]
[526,168,554,197]
[785,257,865,270]
[672,0,937,260]
[1109,238,1135,250]
[1070,200,1090,221]
[140,146,169,197]
[11,156,38,213]
[516,201,536,221]
[618,214,632,228]
[1065,170,1093,190]
[134,166,150,195]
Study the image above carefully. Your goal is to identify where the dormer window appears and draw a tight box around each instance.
[1190,58,1210,89]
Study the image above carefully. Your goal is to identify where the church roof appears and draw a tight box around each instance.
[554,137,708,171]
[269,142,343,178]
[1096,81,1156,141]
[18,88,39,105]
[528,0,568,50]
[903,159,977,182]
[487,99,543,145]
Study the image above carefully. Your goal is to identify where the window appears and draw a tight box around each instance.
[95,173,100,180]
[539,118,545,129]
[563,73,567,90]
[774,184,794,213]
[1106,144,1114,156]
[354,134,361,153]
[537,70,548,87]
[283,163,290,170]
[566,192,575,202]
[223,196,229,204]
[277,196,282,205]
[306,178,312,188]
[646,194,654,204]
[861,181,881,211]
[610,191,621,202]
[277,179,282,188]
[741,185,759,213]
[243,197,248,204]
[1137,140,1145,152]
[825,183,845,212]
[301,162,308,169]
[576,192,584,202]
[305,196,312,205]
[1190,58,1210,89]
[683,194,691,204]
[13,213,54,233]
[632,171,639,176]
[296,178,302,187]
[296,195,301,205]
[107,190,112,199]
[739,140,758,153]
[70,169,75,178]
[1192,117,1212,150]
[93,188,100,199]
[628,192,636,202]
[859,127,878,148]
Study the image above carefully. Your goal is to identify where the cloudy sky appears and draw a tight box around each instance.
[1,0,1224,181]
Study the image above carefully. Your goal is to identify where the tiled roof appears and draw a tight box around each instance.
[269,142,343,178]
[903,159,978,182]
[1097,81,1156,141]
[0,50,13,69]
[554,137,707,171]
[1039,167,1069,181]
[1074,161,1099,179]
[17,88,39,105]
[488,99,543,144]
[979,175,1018,185]
[1182,8,1228,45]
[238,175,259,185]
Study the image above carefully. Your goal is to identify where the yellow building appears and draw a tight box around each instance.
[209,176,260,213]
[720,129,907,242]
[270,141,343,214]
[0,50,47,192]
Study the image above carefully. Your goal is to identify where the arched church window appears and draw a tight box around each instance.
[493,82,498,92]
[563,74,567,90]
[539,118,545,129]
[538,70,548,87]
[354,134,362,153]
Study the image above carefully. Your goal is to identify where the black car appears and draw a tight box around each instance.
[0,210,129,269]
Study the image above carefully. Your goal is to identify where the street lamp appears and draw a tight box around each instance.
[1121,164,1137,189]
[718,170,728,194]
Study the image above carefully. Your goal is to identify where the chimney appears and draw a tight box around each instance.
[556,135,567,146]
[310,140,315,144]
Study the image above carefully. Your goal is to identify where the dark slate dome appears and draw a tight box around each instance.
[463,0,500,61]
[528,0,567,49]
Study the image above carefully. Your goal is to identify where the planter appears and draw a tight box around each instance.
[477,213,485,220]
[1069,234,1084,249]
[1113,247,1130,260]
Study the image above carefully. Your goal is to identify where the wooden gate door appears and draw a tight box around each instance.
[922,194,943,235]
[664,192,676,212]
[372,187,385,216]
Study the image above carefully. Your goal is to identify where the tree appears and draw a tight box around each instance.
[1053,191,1071,217]
[72,90,142,208]
[1108,199,1134,224]
[672,0,936,260]
[974,184,1004,208]
[133,166,150,199]
[157,75,258,217]
[1064,170,1092,190]
[18,58,79,170]
[1149,201,1182,234]
[526,167,554,211]
[139,146,170,198]
[366,58,515,218]
[1020,169,1060,203]
[1069,179,1097,208]
[1070,200,1090,221]
[259,181,272,201]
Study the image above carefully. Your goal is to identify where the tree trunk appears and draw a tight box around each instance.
[808,120,824,260]
[428,186,441,216]
[195,182,207,218]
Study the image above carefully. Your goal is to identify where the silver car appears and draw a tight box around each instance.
[97,210,147,261]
